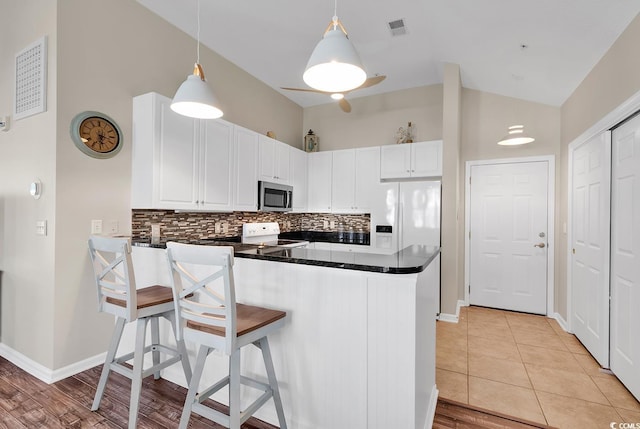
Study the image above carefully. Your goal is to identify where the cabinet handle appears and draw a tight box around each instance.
[406,169,410,173]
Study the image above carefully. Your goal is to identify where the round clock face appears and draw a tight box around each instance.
[70,111,122,159]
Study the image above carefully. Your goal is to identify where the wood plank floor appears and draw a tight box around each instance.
[0,356,552,428]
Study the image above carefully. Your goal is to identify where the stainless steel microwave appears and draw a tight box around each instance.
[258,181,293,212]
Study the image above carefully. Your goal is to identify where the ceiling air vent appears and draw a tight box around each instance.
[388,19,407,36]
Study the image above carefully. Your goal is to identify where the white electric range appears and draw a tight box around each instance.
[241,222,309,248]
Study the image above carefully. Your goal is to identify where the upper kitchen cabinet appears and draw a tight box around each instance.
[331,147,379,213]
[131,92,234,211]
[380,140,442,179]
[259,135,290,184]
[307,151,332,212]
[233,126,259,211]
[290,147,308,212]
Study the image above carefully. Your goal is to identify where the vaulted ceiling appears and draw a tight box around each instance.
[138,0,640,108]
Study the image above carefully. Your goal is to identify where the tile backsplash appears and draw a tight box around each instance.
[132,210,370,241]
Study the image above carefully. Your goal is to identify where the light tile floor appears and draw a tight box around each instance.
[436,306,640,428]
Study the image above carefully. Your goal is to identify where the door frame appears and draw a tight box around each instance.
[464,155,556,316]
[566,88,640,333]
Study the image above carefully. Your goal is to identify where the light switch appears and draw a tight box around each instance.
[214,222,221,233]
[108,220,119,234]
[36,220,47,236]
[91,219,103,234]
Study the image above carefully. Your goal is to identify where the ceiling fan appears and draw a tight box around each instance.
[281,75,386,113]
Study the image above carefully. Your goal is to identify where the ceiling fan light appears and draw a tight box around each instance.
[171,67,223,119]
[303,28,367,93]
[331,93,344,100]
[497,125,535,146]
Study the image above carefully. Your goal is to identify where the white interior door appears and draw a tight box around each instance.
[570,132,611,367]
[469,161,549,314]
[611,114,640,400]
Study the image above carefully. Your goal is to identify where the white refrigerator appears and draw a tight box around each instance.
[371,180,441,253]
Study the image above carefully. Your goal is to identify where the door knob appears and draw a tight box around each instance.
[533,242,546,248]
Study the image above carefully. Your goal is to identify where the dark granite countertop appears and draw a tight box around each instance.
[132,238,439,274]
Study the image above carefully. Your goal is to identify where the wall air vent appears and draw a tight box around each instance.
[388,19,407,36]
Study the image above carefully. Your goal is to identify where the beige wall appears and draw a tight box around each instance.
[440,64,463,315]
[1,0,302,370]
[302,85,443,151]
[0,0,58,367]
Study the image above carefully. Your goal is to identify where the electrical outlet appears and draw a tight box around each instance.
[323,220,329,229]
[151,224,161,238]
[330,220,335,229]
[222,223,229,233]
[36,220,47,236]
[91,219,103,235]
[214,222,221,234]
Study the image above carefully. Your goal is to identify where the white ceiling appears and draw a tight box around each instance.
[137,0,640,108]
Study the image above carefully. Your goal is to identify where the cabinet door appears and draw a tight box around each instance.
[156,100,199,209]
[290,147,308,212]
[411,140,442,177]
[200,119,234,211]
[331,149,356,213]
[275,141,291,184]
[258,135,276,182]
[380,145,411,179]
[234,126,259,211]
[307,152,332,212]
[354,147,380,212]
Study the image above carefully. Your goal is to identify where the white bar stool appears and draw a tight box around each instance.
[166,242,288,429]
[88,236,192,429]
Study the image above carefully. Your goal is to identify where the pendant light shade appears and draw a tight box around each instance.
[171,64,223,119]
[171,0,223,120]
[497,125,535,146]
[303,27,367,93]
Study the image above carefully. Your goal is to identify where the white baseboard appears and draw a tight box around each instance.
[553,312,571,333]
[437,300,466,323]
[424,384,439,429]
[0,343,106,384]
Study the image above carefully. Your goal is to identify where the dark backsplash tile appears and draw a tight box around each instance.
[132,210,370,241]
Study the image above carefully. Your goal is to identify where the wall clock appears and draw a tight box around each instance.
[70,111,123,159]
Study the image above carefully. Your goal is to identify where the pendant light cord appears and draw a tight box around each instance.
[196,0,201,64]
[332,0,338,29]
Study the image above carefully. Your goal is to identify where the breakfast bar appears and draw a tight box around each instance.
[128,242,440,429]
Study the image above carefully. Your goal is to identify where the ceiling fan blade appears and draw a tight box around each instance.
[359,75,386,89]
[280,87,329,94]
[339,98,352,113]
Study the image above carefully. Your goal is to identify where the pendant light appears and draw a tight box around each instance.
[303,0,367,93]
[171,0,223,119]
[497,125,535,146]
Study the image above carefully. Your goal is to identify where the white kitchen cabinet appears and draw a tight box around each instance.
[307,151,333,212]
[331,147,379,213]
[259,135,291,184]
[131,92,233,211]
[290,147,308,212]
[380,140,442,179]
[233,126,259,211]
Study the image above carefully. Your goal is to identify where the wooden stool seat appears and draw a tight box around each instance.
[106,284,174,309]
[187,303,286,337]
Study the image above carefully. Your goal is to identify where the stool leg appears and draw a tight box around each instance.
[229,348,241,429]
[179,345,210,429]
[92,317,126,411]
[150,316,160,380]
[129,317,148,429]
[259,337,287,429]
[166,312,192,384]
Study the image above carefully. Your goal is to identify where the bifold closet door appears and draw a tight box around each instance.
[611,114,640,401]
[570,132,611,367]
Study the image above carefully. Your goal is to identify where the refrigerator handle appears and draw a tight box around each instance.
[398,199,403,251]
